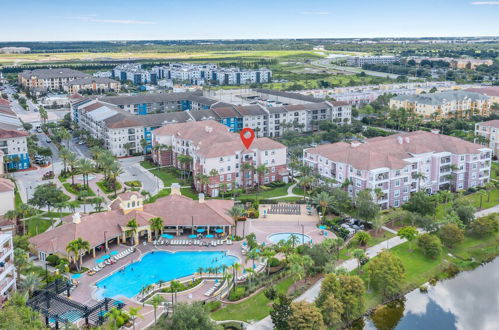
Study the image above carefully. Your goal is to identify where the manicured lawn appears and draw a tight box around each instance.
[96,180,122,194]
[211,277,294,322]
[62,183,96,196]
[339,230,396,260]
[25,217,55,236]
[238,183,292,200]
[181,187,199,200]
[491,162,499,180]
[140,161,186,187]
[436,189,499,220]
[147,188,171,203]
[292,186,304,196]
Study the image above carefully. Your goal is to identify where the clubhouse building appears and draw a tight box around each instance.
[29,184,234,261]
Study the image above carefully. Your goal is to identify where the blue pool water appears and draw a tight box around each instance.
[96,251,237,298]
[268,232,312,244]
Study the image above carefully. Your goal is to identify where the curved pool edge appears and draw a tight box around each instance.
[92,248,240,302]
[266,232,313,245]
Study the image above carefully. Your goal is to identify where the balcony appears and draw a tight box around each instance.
[440,157,451,164]
[376,173,389,182]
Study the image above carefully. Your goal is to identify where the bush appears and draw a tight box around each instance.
[246,208,260,219]
[438,223,464,248]
[228,286,246,301]
[265,181,286,188]
[443,264,460,278]
[468,214,498,237]
[268,257,281,267]
[124,180,142,188]
[46,254,60,266]
[417,234,442,259]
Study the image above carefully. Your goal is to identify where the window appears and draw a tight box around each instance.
[404,186,409,193]
[271,167,275,173]
[356,180,361,187]
[395,170,400,176]
[394,200,400,207]
[220,175,224,181]
[395,179,400,187]
[219,157,223,162]
[403,177,409,183]
[460,155,465,161]
[271,175,275,181]
[394,190,400,197]
[227,174,232,181]
[227,166,231,171]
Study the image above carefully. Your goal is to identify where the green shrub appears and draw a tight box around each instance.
[228,286,246,301]
[468,214,498,238]
[46,254,60,266]
[205,300,221,312]
[268,257,281,267]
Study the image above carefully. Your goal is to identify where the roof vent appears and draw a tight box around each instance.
[397,136,403,144]
[350,141,361,148]
[431,129,440,135]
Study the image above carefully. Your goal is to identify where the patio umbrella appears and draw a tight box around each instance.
[188,234,197,239]
[196,228,206,233]
[254,249,261,253]
[319,225,327,230]
[110,251,119,256]
[215,228,224,233]
[71,273,81,279]
[95,258,104,264]
[206,234,214,238]
[102,255,110,259]
[161,234,174,239]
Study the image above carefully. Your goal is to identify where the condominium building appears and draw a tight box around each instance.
[475,119,499,156]
[152,120,288,197]
[112,63,157,85]
[18,68,90,91]
[411,57,494,70]
[0,178,15,216]
[0,232,16,304]
[0,128,30,170]
[304,130,492,209]
[64,77,121,94]
[152,63,272,86]
[390,91,491,119]
[346,56,399,67]
[465,87,499,105]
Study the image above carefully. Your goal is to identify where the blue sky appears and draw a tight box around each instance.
[1,0,499,41]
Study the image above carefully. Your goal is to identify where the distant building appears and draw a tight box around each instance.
[152,120,288,196]
[0,178,15,216]
[64,77,121,94]
[465,87,499,104]
[411,57,494,70]
[475,119,499,156]
[0,232,17,303]
[304,131,492,209]
[18,68,90,91]
[0,128,30,170]
[112,63,156,85]
[390,91,491,119]
[0,47,30,54]
[346,56,399,67]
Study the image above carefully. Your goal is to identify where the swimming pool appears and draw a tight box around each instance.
[268,232,312,245]
[95,251,237,298]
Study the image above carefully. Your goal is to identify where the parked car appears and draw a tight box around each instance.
[45,138,52,143]
[36,127,42,133]
[42,171,54,180]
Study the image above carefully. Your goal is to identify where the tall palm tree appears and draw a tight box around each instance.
[127,218,139,246]
[196,173,210,193]
[109,164,123,197]
[67,152,78,185]
[241,162,254,189]
[149,217,163,238]
[311,191,334,220]
[66,240,79,270]
[262,248,276,275]
[299,176,313,200]
[75,237,90,271]
[231,262,241,293]
[254,164,267,201]
[150,295,164,324]
[226,205,245,237]
[177,155,193,180]
[14,248,30,283]
[105,307,127,329]
[59,147,71,173]
[169,280,183,313]
[413,172,427,192]
[128,307,143,330]
[21,272,41,298]
[77,158,94,189]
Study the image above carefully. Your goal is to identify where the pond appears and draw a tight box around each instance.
[362,258,499,330]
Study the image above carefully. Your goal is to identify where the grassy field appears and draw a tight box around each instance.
[491,162,499,180]
[140,161,189,187]
[25,217,55,236]
[435,188,499,220]
[238,183,292,200]
[211,277,294,322]
[339,230,396,260]
[0,50,327,65]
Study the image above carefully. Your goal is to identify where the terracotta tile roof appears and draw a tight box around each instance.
[0,99,10,106]
[307,131,487,170]
[0,128,29,139]
[211,106,241,119]
[0,178,15,192]
[29,190,235,256]
[477,119,499,129]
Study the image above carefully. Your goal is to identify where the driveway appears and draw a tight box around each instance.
[118,156,163,195]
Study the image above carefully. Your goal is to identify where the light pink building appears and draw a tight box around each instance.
[152,120,288,197]
[304,130,492,209]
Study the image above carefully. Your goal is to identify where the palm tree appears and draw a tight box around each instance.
[67,152,78,185]
[74,237,90,271]
[66,240,80,270]
[21,272,41,298]
[246,249,260,269]
[59,128,72,149]
[231,262,241,292]
[77,158,94,189]
[39,107,48,125]
[196,173,210,193]
[241,162,254,190]
[128,307,143,330]
[299,176,313,200]
[352,249,366,271]
[109,164,123,197]
[485,181,495,202]
[14,248,30,283]
[226,205,245,237]
[177,155,193,179]
[311,191,334,220]
[287,234,300,249]
[149,217,164,238]
[59,147,71,173]
[105,307,127,329]
[197,266,204,277]
[413,172,427,192]
[169,280,183,313]
[127,218,139,246]
[262,248,276,275]
[150,295,164,324]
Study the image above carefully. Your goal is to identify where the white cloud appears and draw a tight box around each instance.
[302,11,330,15]
[471,1,499,4]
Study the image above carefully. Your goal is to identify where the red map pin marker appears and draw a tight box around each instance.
[240,128,255,149]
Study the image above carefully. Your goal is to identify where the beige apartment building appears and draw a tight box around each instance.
[390,91,491,119]
[18,68,90,91]
[475,119,499,156]
[64,77,121,94]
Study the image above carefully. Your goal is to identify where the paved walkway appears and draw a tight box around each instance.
[475,205,499,218]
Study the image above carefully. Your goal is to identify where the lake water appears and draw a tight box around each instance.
[363,258,499,330]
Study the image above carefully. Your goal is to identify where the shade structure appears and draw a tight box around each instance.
[102,255,110,259]
[215,228,224,233]
[95,258,104,264]
[71,273,81,279]
[206,234,214,238]
[110,251,119,256]
[254,249,261,253]
[161,234,174,239]
[188,234,197,239]
[319,225,327,230]
[196,228,206,233]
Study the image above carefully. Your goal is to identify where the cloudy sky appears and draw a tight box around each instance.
[1,0,499,41]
